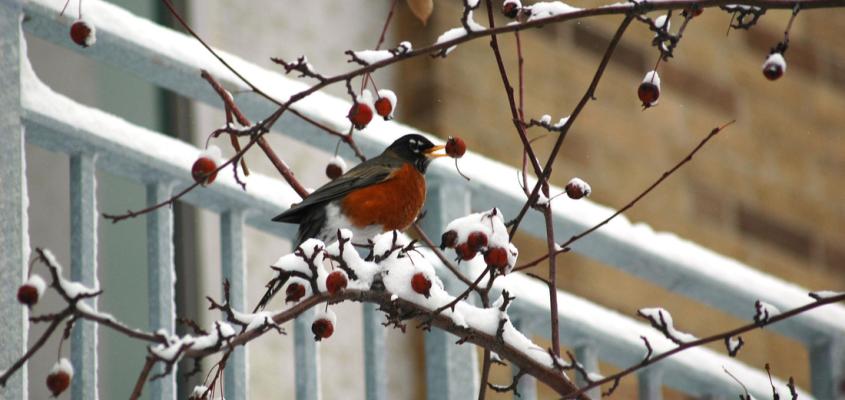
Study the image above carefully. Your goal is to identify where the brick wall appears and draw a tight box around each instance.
[395,2,845,398]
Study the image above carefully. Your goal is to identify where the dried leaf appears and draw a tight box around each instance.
[407,0,433,25]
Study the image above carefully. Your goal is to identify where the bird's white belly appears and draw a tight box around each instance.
[320,203,384,245]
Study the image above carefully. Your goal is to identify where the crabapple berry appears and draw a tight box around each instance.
[565,177,591,200]
[348,102,373,129]
[762,52,786,81]
[440,230,458,249]
[285,282,306,303]
[467,231,488,252]
[17,275,46,307]
[325,270,348,295]
[445,136,467,158]
[455,242,477,261]
[311,318,334,340]
[191,157,218,186]
[69,20,94,48]
[484,247,509,272]
[502,0,521,18]
[411,272,432,298]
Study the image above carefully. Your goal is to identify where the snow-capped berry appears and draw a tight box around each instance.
[191,157,218,185]
[69,20,95,48]
[445,136,466,158]
[411,272,432,298]
[46,359,73,397]
[325,156,347,180]
[285,282,306,303]
[311,318,334,340]
[484,247,509,272]
[348,102,373,129]
[467,231,488,252]
[374,98,393,119]
[440,230,458,249]
[565,177,591,199]
[455,242,477,261]
[638,70,661,108]
[762,52,786,81]
[375,89,397,120]
[17,274,46,307]
[325,270,348,295]
[502,0,521,18]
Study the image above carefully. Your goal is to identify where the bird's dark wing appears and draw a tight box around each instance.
[272,155,400,224]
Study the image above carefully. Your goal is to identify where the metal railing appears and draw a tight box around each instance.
[2,0,843,399]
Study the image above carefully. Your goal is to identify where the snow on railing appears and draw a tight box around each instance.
[1,0,841,399]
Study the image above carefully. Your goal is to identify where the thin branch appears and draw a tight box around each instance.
[0,309,71,386]
[410,222,474,287]
[507,15,634,238]
[562,293,845,399]
[128,356,157,400]
[516,120,735,271]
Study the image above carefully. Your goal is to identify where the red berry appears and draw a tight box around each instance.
[69,20,93,48]
[191,157,218,186]
[326,163,343,180]
[285,283,306,303]
[440,230,458,249]
[348,102,373,129]
[565,178,591,200]
[455,242,477,261]
[637,82,660,107]
[325,270,348,295]
[445,136,467,158]
[484,247,509,272]
[17,284,39,307]
[762,53,786,81]
[467,231,488,252]
[502,1,520,18]
[375,97,393,120]
[311,318,334,341]
[46,370,71,397]
[411,272,432,298]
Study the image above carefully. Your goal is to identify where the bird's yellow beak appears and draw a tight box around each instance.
[423,145,448,158]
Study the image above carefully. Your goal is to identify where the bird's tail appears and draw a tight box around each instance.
[253,273,290,312]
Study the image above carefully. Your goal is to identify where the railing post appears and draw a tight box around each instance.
[295,308,319,400]
[147,183,176,400]
[221,210,248,400]
[363,303,387,400]
[637,367,663,400]
[69,153,98,400]
[810,337,844,399]
[574,342,600,399]
[0,2,28,398]
[512,318,537,400]
[420,176,479,400]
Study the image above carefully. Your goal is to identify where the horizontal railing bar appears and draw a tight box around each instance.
[20,60,299,241]
[20,55,814,399]
[21,0,845,345]
[476,260,814,399]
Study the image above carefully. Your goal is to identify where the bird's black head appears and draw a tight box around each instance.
[385,134,446,173]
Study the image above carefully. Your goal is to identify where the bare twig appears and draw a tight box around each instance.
[516,120,735,271]
[128,356,157,400]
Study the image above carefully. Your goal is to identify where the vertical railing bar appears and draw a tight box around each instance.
[574,342,600,400]
[295,309,319,400]
[363,303,387,400]
[511,319,537,400]
[637,367,663,400]
[0,2,28,397]
[69,153,98,400]
[147,182,176,400]
[809,337,844,399]
[421,176,479,400]
[221,210,247,400]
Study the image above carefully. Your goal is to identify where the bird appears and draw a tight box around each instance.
[273,133,447,245]
[254,134,446,310]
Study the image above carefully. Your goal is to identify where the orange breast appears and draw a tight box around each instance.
[340,163,426,231]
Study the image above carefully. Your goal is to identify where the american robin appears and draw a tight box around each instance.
[274,133,447,245]
[255,134,446,310]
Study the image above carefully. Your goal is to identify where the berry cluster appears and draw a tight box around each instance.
[348,89,398,130]
[440,208,517,274]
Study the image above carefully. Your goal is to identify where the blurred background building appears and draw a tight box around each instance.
[23,0,844,399]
